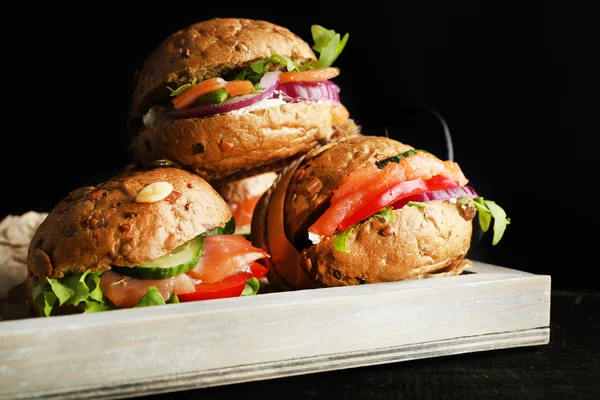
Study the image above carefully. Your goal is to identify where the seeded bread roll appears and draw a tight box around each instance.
[251,135,476,289]
[129,17,354,181]
[26,167,231,297]
[131,101,338,181]
[131,17,316,124]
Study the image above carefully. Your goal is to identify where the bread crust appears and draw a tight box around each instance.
[131,101,341,181]
[300,201,475,286]
[26,167,231,282]
[131,18,317,126]
[283,135,414,243]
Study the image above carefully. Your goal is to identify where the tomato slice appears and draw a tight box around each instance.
[178,262,269,302]
[178,273,252,302]
[250,261,269,279]
[337,179,427,231]
[424,175,460,191]
[336,176,460,231]
[279,67,340,84]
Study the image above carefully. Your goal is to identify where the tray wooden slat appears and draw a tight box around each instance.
[0,262,551,400]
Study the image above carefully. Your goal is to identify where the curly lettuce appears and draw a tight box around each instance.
[33,270,107,317]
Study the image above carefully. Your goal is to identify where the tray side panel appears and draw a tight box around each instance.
[0,268,550,399]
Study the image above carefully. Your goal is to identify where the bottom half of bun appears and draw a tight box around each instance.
[131,102,355,181]
[253,195,476,290]
[300,201,475,287]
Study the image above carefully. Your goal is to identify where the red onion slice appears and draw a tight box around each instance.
[278,81,341,103]
[166,71,281,119]
[392,186,479,209]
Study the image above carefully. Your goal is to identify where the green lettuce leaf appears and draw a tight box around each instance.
[241,277,260,296]
[311,25,349,68]
[86,271,104,303]
[373,206,396,223]
[84,300,108,313]
[134,287,166,308]
[408,201,428,208]
[167,293,180,304]
[334,226,356,252]
[33,270,106,317]
[33,283,58,317]
[46,278,75,306]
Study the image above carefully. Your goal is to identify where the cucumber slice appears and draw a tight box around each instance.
[112,235,204,280]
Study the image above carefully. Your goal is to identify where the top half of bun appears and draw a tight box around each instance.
[27,167,231,281]
[283,135,414,242]
[131,18,317,124]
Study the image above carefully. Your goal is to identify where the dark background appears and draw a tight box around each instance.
[5,3,597,290]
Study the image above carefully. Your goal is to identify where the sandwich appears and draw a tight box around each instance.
[26,166,270,317]
[251,135,509,290]
[213,171,278,236]
[129,17,353,182]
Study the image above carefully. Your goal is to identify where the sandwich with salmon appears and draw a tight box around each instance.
[26,166,270,317]
[251,135,509,290]
[213,171,278,236]
[129,17,353,182]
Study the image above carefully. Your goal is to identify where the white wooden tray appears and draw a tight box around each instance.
[0,261,550,400]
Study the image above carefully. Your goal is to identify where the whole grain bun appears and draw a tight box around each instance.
[129,17,356,181]
[131,101,344,181]
[131,18,317,125]
[26,167,231,288]
[251,135,476,289]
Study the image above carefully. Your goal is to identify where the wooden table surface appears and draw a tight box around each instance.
[141,290,598,400]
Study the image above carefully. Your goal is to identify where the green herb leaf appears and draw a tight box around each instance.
[334,225,356,252]
[311,25,349,68]
[471,197,510,245]
[241,277,260,296]
[271,54,298,72]
[376,149,427,169]
[167,78,197,97]
[407,201,428,208]
[472,197,492,232]
[484,200,510,245]
[134,287,166,308]
[239,55,301,85]
[203,218,236,236]
[374,206,396,223]
[167,293,180,304]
